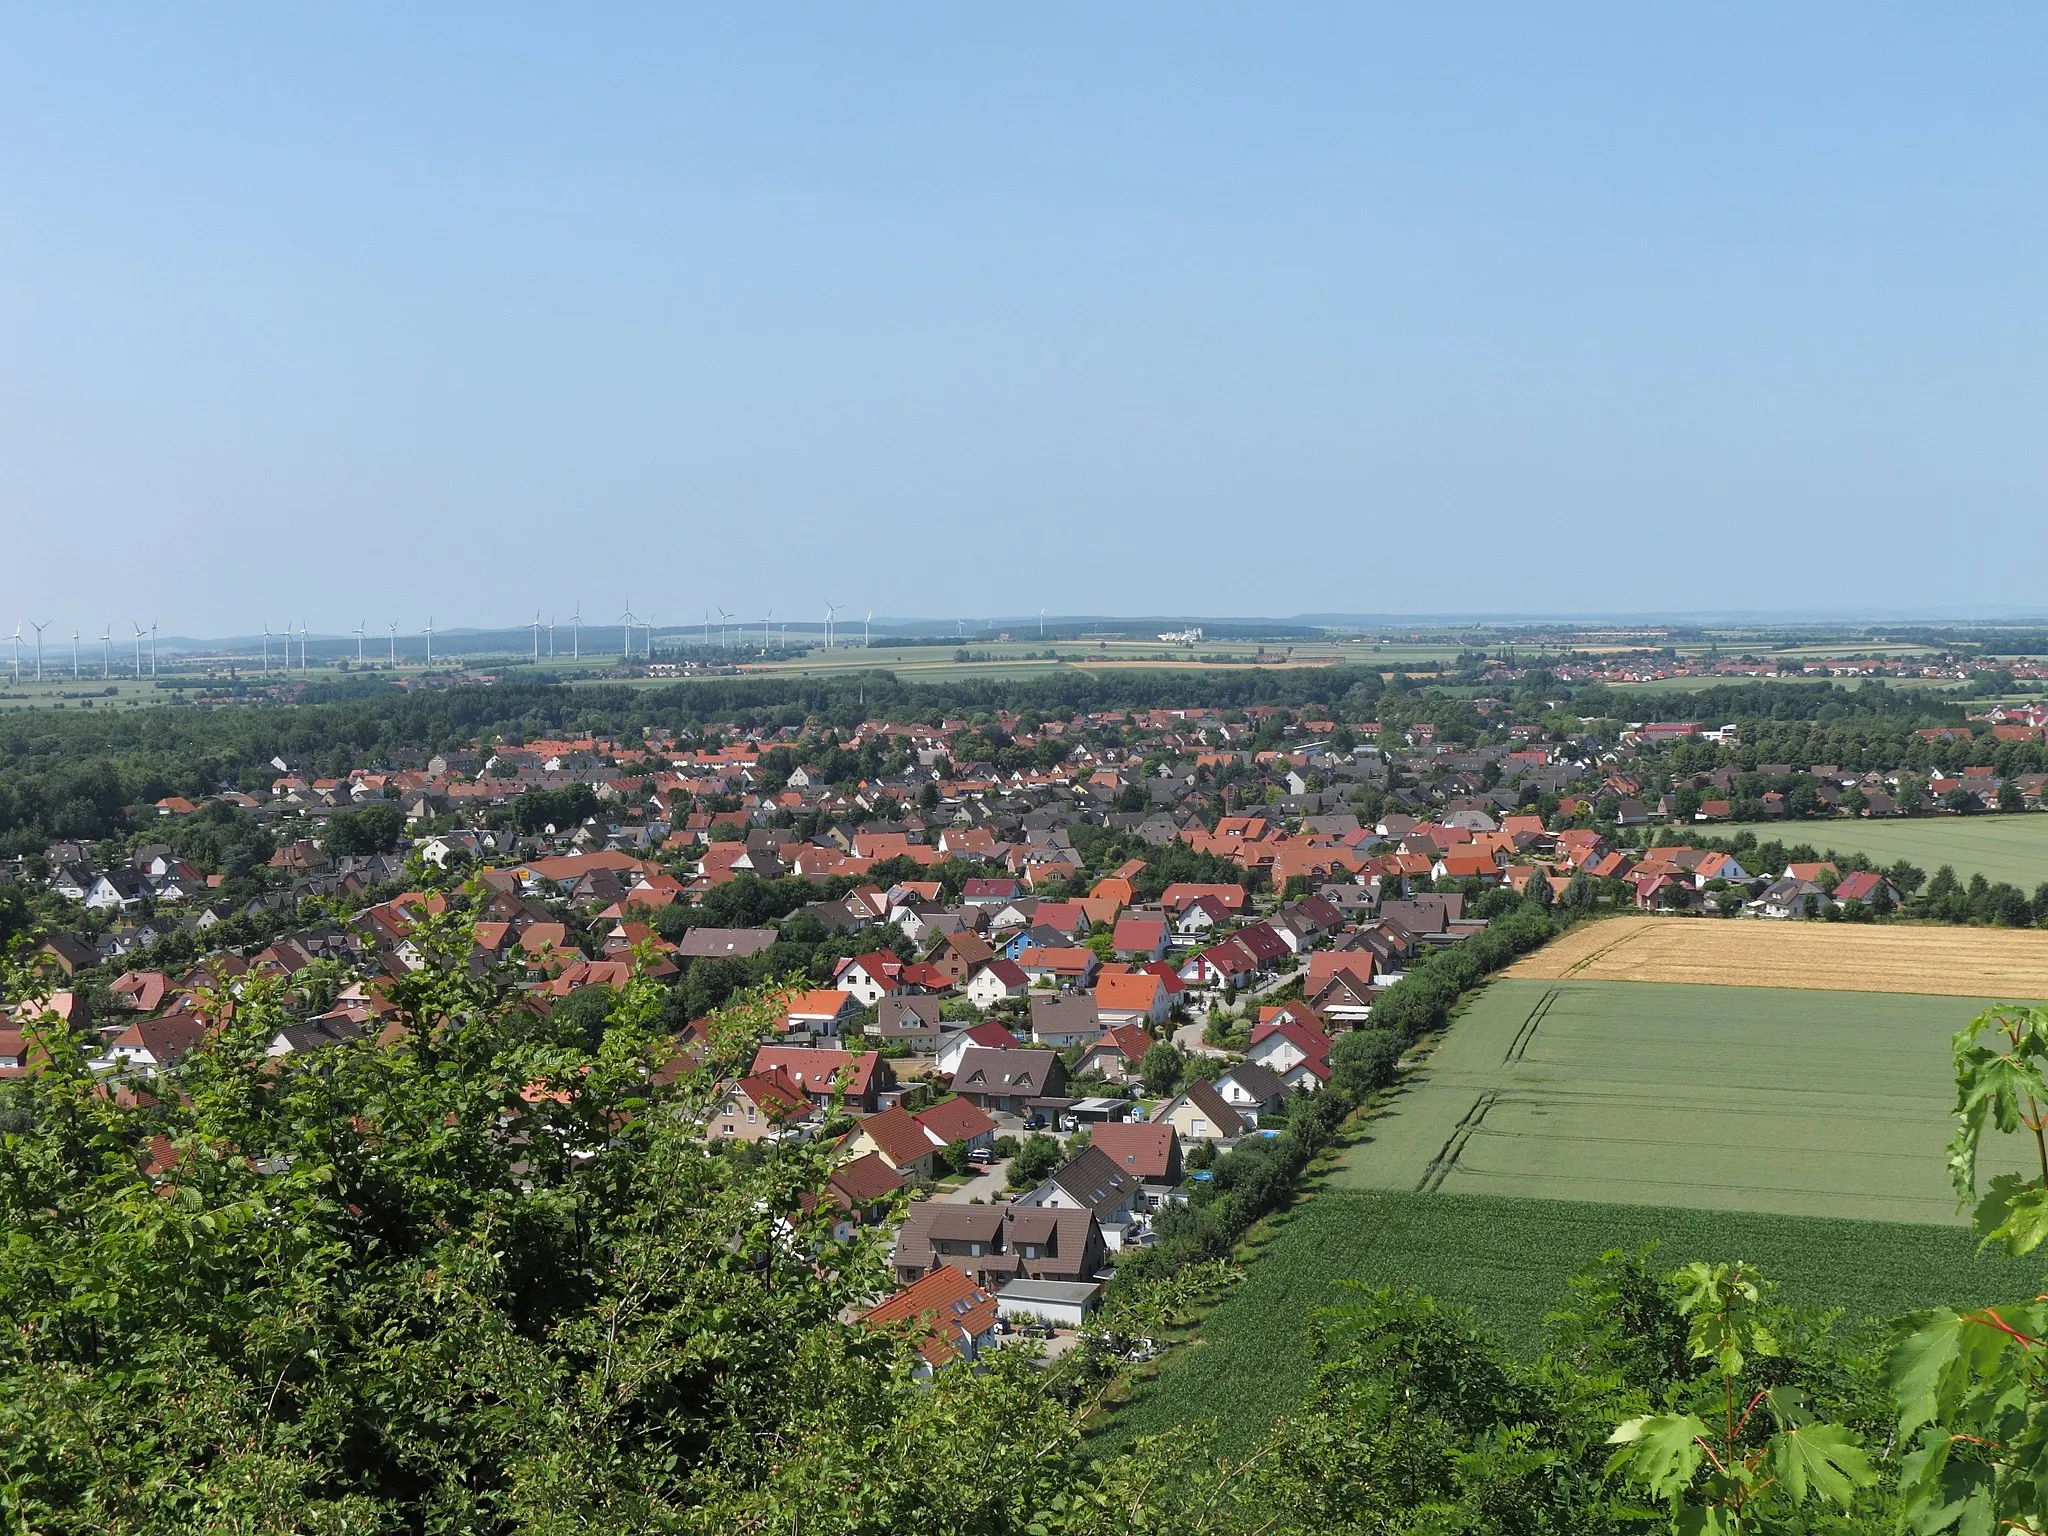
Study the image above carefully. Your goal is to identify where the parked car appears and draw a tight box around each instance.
[969,1146,995,1165]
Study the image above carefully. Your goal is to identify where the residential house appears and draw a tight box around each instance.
[1151,1079,1247,1145]
[749,1046,892,1113]
[843,1105,938,1178]
[964,958,1031,1009]
[706,1067,818,1143]
[1172,894,1234,942]
[1029,994,1103,1049]
[960,878,1022,907]
[674,926,781,959]
[862,1266,999,1376]
[1110,915,1169,962]
[833,950,912,1006]
[807,1152,906,1244]
[1833,870,1900,907]
[949,1047,1068,1114]
[1245,1019,1332,1091]
[1015,945,1100,990]
[1015,1146,1143,1249]
[1095,970,1171,1028]
[875,994,944,1051]
[890,1202,1107,1288]
[1178,936,1259,990]
[1088,1121,1183,1196]
[934,1021,1023,1076]
[1212,1060,1288,1124]
[928,930,996,986]
[102,1011,210,1073]
[780,988,862,1038]
[1075,1022,1154,1084]
[913,1096,998,1154]
[1751,877,1826,920]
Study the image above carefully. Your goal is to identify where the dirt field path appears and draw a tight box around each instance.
[1508,917,2048,998]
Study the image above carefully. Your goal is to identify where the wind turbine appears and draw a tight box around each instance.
[571,605,580,660]
[261,624,272,671]
[824,602,840,649]
[353,621,366,664]
[702,610,712,648]
[618,599,636,659]
[530,610,542,662]
[548,614,555,657]
[716,607,733,649]
[387,622,397,665]
[29,620,48,681]
[423,616,435,665]
[1040,608,1046,639]
[864,610,873,647]
[100,625,110,679]
[292,621,301,672]
[6,624,18,682]
[762,608,773,652]
[132,623,144,678]
[151,622,160,677]
[70,630,79,678]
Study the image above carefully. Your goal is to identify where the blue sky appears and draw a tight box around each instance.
[3,5,2045,635]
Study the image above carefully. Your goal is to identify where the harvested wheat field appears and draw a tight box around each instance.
[1507,916,2048,998]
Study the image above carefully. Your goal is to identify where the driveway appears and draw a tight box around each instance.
[933,1159,1012,1204]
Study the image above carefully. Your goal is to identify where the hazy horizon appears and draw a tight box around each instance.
[5,5,2045,629]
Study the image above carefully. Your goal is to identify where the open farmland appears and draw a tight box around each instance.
[1103,1191,2048,1455]
[1331,976,2038,1223]
[1506,914,2048,996]
[1714,815,2048,894]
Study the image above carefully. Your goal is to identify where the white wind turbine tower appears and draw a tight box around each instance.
[864,610,873,647]
[824,601,840,649]
[353,621,366,664]
[261,624,272,671]
[530,610,542,662]
[644,611,656,659]
[131,623,144,677]
[151,622,160,677]
[387,622,397,665]
[571,605,580,660]
[762,608,773,653]
[29,620,48,681]
[71,630,79,679]
[618,599,636,659]
[6,624,19,682]
[100,625,111,679]
[548,614,555,658]
[423,616,435,665]
[294,621,304,671]
[716,607,733,649]
[702,610,712,648]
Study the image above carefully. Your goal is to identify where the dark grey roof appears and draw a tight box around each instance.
[674,927,781,959]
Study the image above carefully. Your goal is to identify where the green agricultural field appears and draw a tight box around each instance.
[1103,1191,2048,1454]
[1331,978,2038,1224]
[1716,815,2048,894]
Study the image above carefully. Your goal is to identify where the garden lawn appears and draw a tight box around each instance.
[1102,1190,2048,1456]
[1332,978,2038,1224]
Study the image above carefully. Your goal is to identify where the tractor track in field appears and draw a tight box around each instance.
[1503,988,1560,1064]
[1418,1090,1500,1193]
